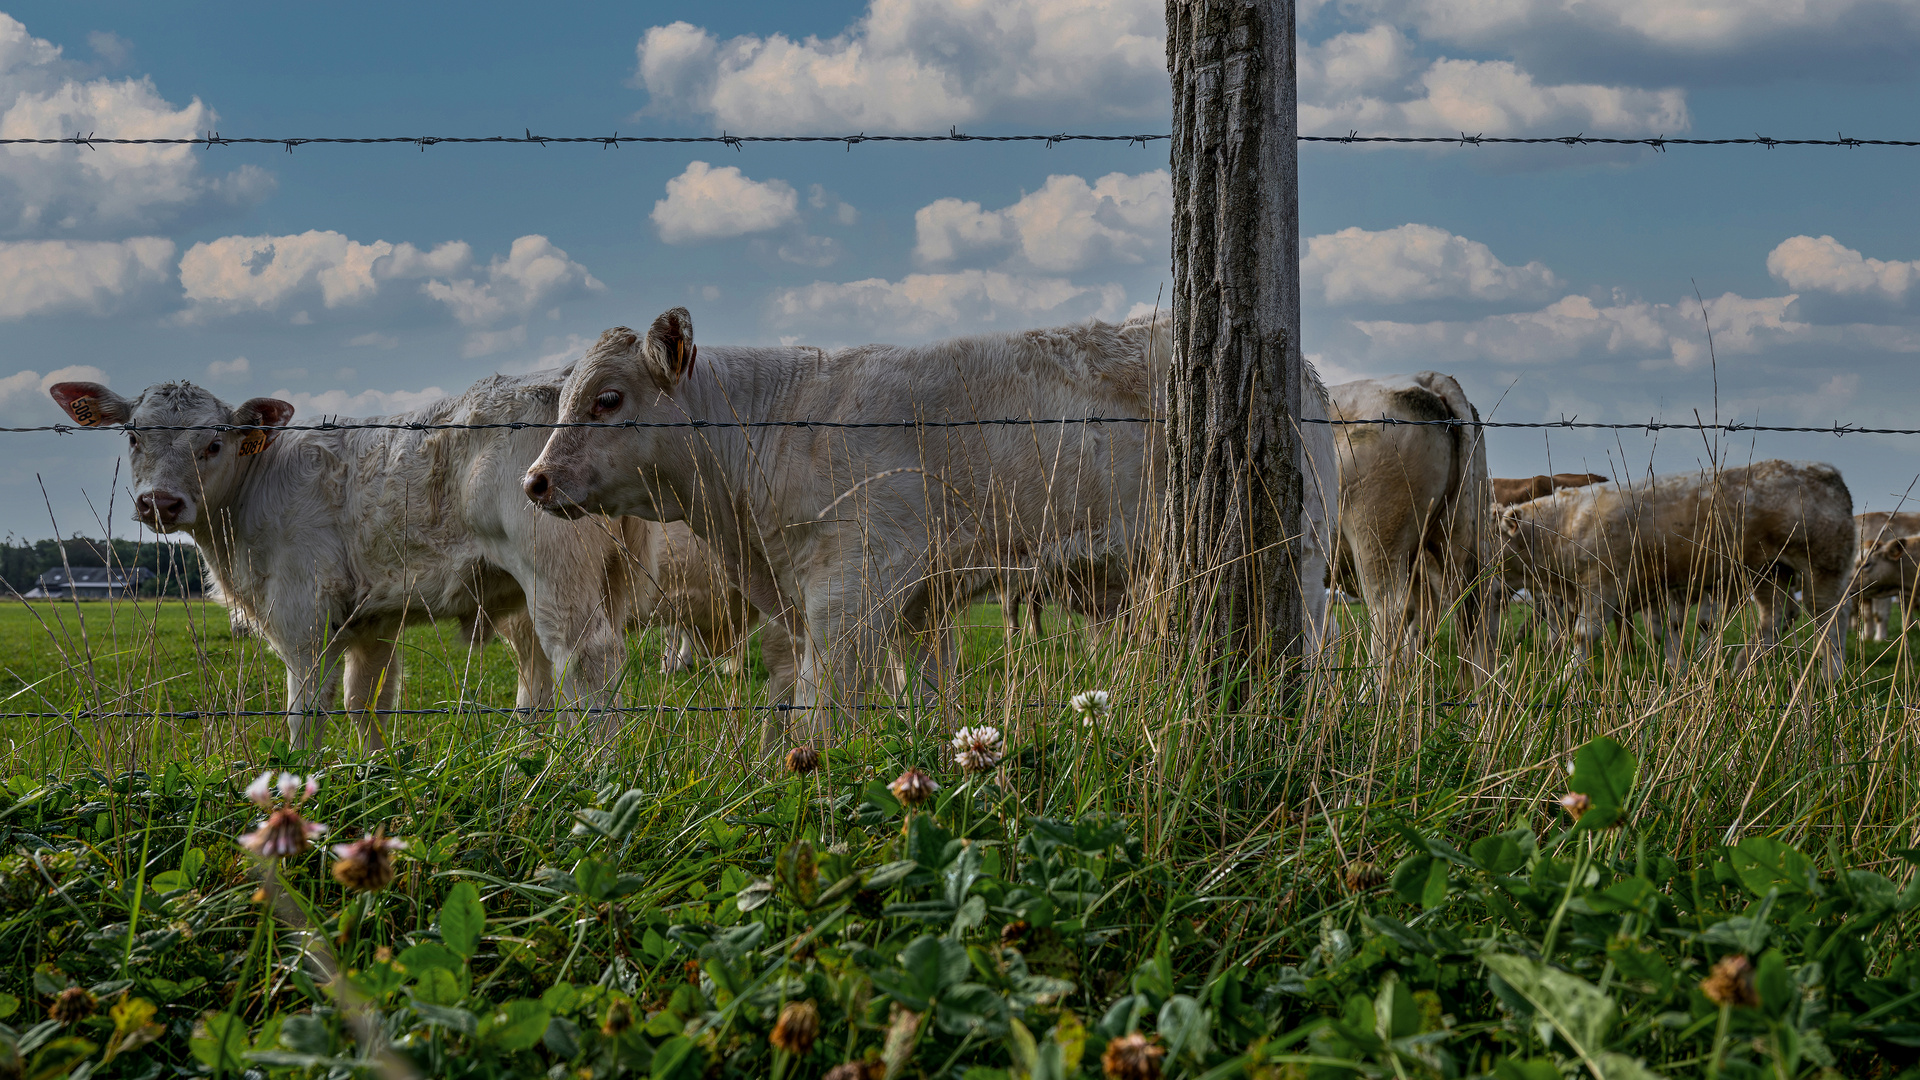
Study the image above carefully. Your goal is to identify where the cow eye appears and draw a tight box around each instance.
[205,438,222,457]
[127,434,138,451]
[593,390,623,413]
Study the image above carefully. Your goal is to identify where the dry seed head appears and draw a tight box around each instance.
[49,986,96,1025]
[331,829,406,892]
[950,726,1005,772]
[771,1000,821,1055]
[601,998,634,1036]
[786,745,822,775]
[1557,792,1590,821]
[1343,861,1385,893]
[889,768,939,807]
[1102,1032,1165,1079]
[1700,954,1760,1008]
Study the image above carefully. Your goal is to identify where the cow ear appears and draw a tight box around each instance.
[48,381,131,427]
[1499,508,1522,536]
[1889,539,1908,559]
[231,397,295,455]
[644,307,696,389]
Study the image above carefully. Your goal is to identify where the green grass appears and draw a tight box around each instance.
[3,594,1920,1078]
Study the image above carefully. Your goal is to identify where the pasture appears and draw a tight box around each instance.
[6,593,1920,1078]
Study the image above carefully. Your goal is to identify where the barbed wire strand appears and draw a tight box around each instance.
[4,129,1916,152]
[10,416,1920,436]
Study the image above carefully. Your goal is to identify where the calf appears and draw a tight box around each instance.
[1851,534,1920,610]
[1499,460,1853,676]
[49,372,770,750]
[522,310,1339,737]
[1329,372,1492,683]
[1853,512,1920,641]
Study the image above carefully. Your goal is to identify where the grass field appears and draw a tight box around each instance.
[3,594,1920,1078]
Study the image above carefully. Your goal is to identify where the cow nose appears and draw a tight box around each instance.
[135,491,185,524]
[523,469,552,502]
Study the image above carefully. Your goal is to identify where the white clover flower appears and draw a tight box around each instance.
[1070,690,1112,727]
[245,771,275,810]
[950,726,1006,773]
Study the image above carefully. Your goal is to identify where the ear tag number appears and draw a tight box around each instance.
[238,430,269,455]
[71,397,99,426]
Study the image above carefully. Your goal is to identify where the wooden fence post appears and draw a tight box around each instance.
[1164,0,1303,699]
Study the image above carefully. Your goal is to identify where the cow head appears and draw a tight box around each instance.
[49,380,294,533]
[524,309,696,520]
[1849,536,1913,601]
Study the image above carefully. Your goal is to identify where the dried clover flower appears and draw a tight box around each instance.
[1102,1032,1165,1079]
[1700,954,1759,1008]
[770,1000,821,1055]
[786,745,822,775]
[330,829,406,892]
[888,768,940,808]
[239,771,327,858]
[1557,792,1591,821]
[950,726,1005,772]
[48,986,96,1025]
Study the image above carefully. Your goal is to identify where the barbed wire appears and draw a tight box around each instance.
[9,416,1920,436]
[0,700,1074,720]
[3,129,1915,152]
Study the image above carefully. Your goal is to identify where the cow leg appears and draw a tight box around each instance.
[1805,564,1849,680]
[493,609,554,718]
[342,636,399,752]
[284,643,347,753]
[532,601,626,746]
[1349,537,1416,683]
[1872,596,1893,642]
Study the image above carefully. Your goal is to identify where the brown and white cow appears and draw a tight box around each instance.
[49,371,783,750]
[1328,372,1493,683]
[1853,512,1920,641]
[1499,460,1854,676]
[522,309,1340,736]
[1850,533,1920,615]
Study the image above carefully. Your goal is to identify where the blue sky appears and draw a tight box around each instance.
[0,0,1917,541]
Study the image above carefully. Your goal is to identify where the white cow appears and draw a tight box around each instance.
[1500,460,1854,676]
[49,372,778,750]
[521,310,1337,736]
[1328,373,1493,683]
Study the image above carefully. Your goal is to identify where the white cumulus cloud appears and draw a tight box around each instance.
[1302,223,1560,305]
[652,161,799,243]
[0,236,171,318]
[633,0,1168,133]
[770,269,1127,340]
[1339,0,1920,57]
[0,363,109,411]
[1297,35,1689,138]
[0,14,271,235]
[178,231,474,317]
[1347,290,1821,369]
[915,170,1170,273]
[177,232,598,354]
[1768,235,1918,302]
[419,235,603,326]
[205,356,248,381]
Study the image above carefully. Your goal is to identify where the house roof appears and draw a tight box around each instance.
[35,566,156,586]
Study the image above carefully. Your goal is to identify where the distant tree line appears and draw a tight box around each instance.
[0,536,206,597]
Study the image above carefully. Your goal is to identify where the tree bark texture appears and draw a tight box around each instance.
[1164,0,1303,686]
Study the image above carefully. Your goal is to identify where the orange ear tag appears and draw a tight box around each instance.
[238,430,269,455]
[71,397,99,426]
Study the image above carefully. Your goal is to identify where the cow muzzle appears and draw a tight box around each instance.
[523,468,588,519]
[135,490,189,529]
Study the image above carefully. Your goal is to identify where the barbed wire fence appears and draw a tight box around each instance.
[6,121,1917,730]
[5,128,1917,152]
[8,416,1920,435]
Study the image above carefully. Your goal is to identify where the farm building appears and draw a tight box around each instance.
[22,566,154,599]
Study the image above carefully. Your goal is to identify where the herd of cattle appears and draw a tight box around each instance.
[41,308,1919,748]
